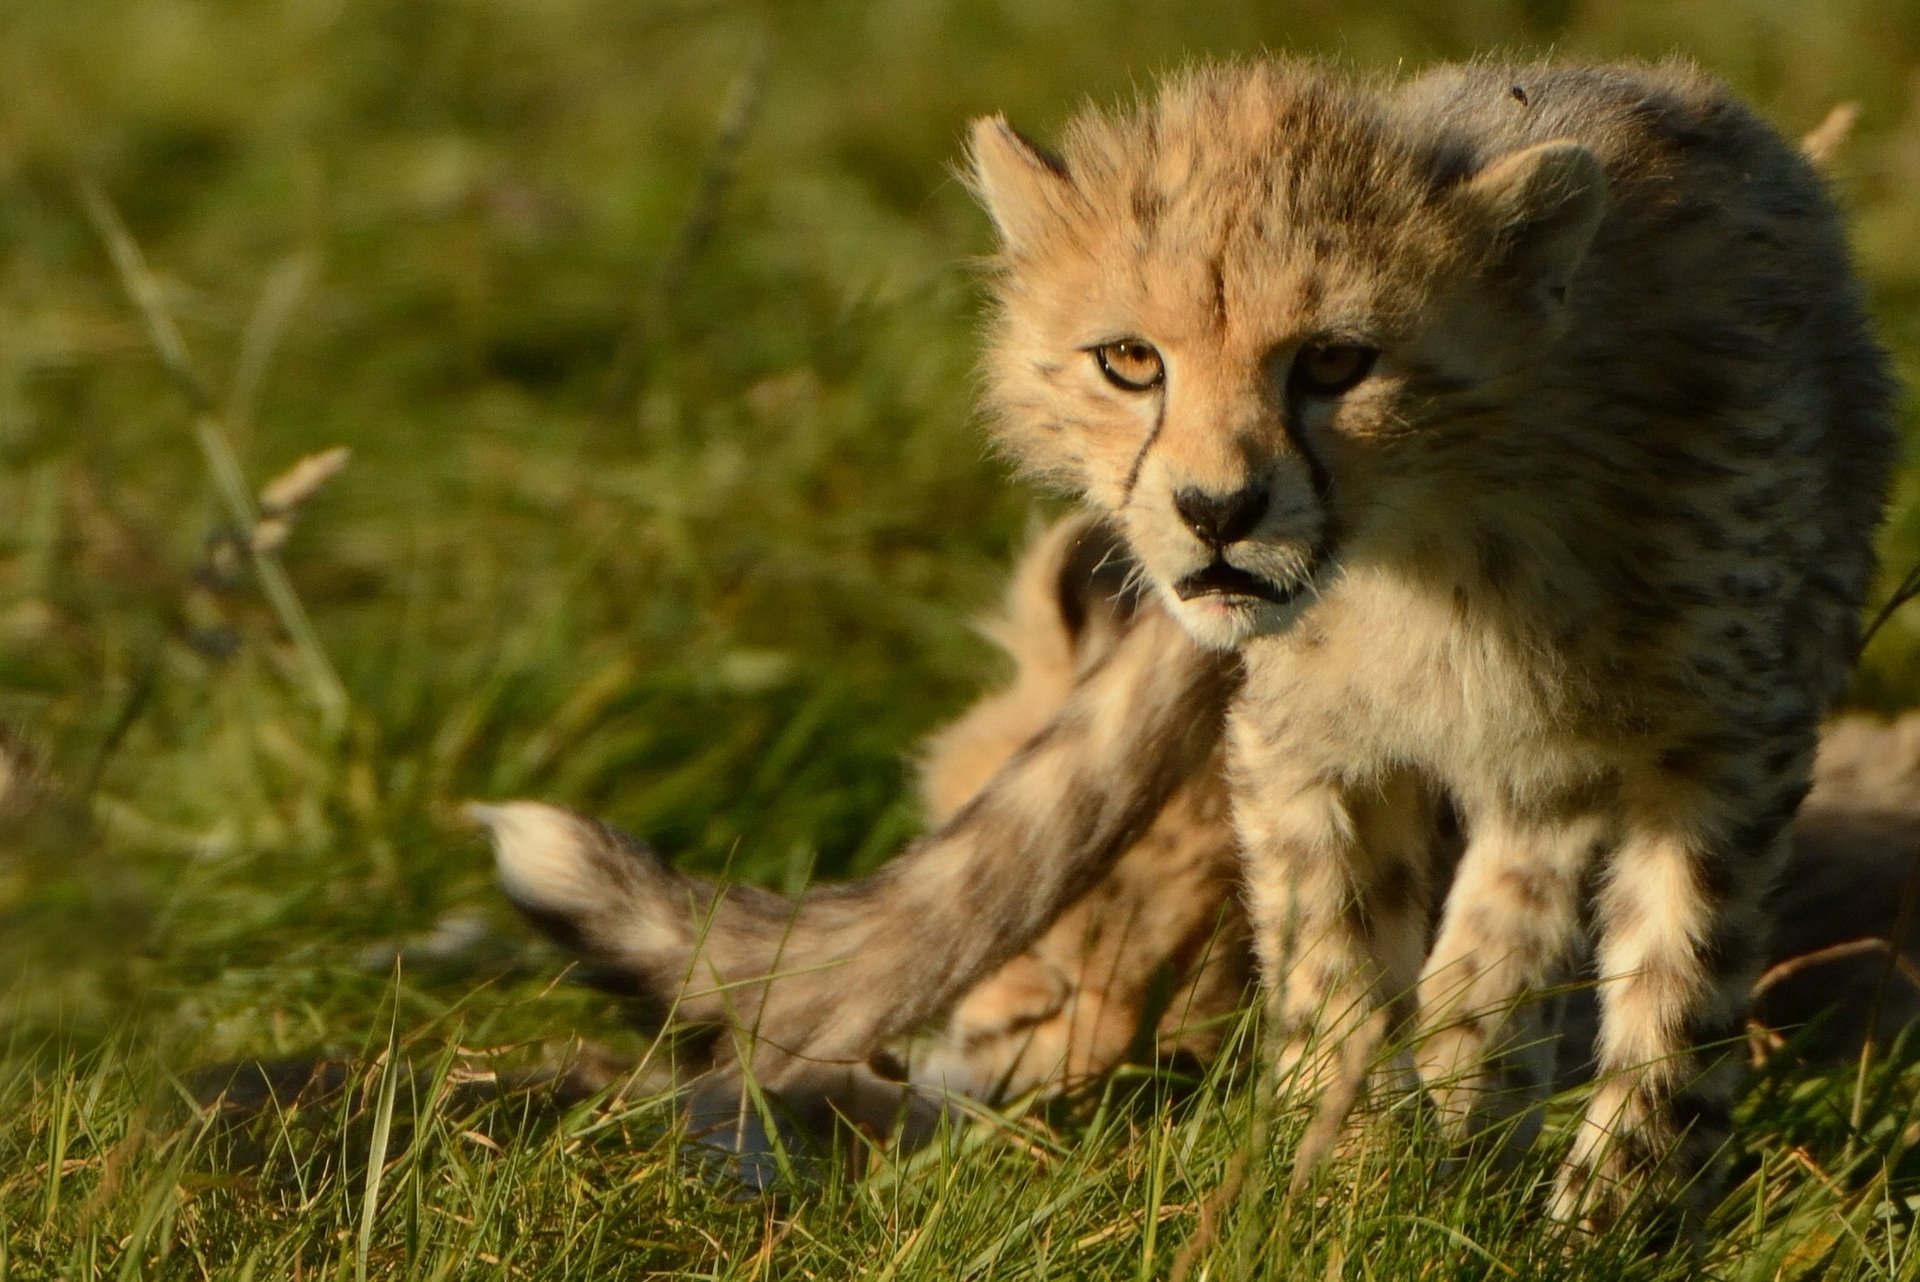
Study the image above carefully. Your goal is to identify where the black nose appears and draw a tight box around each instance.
[1174,483,1270,548]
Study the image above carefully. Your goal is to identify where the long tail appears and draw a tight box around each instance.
[906,514,1246,1099]
[472,540,1239,1086]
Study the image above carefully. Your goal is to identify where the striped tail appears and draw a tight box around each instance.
[473,555,1238,1088]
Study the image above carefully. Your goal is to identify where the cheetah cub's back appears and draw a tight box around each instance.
[970,59,1894,1224]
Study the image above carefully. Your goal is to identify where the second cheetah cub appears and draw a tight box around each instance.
[479,59,1895,1226]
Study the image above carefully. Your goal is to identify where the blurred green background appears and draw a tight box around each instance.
[5,0,1920,1168]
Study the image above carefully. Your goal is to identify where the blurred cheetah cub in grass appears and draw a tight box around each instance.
[478,59,1895,1226]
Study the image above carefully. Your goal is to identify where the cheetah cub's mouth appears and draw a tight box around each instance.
[1173,560,1298,607]
[1162,541,1326,649]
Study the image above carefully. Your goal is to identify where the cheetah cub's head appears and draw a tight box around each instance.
[969,63,1605,649]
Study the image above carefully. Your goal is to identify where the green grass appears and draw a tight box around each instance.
[6,0,1920,1276]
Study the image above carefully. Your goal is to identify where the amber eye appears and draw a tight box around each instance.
[1290,343,1378,398]
[1092,339,1165,392]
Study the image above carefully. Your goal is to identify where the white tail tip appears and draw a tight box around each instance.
[466,800,604,915]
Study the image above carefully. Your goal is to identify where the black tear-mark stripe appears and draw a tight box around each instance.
[1279,391,1335,506]
[1121,396,1168,505]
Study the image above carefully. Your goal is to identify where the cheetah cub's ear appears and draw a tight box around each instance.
[966,116,1079,256]
[1457,140,1607,321]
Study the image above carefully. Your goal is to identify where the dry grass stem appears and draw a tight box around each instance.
[77,180,351,734]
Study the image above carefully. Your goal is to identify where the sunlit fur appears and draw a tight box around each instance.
[899,514,1247,1097]
[902,517,1920,1106]
[968,58,1894,1223]
[479,59,1894,1229]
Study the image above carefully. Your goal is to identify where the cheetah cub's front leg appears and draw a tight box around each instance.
[1414,809,1604,1167]
[1231,725,1437,1185]
[1553,780,1792,1229]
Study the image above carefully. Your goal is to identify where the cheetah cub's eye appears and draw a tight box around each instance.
[1092,339,1165,392]
[1290,343,1378,398]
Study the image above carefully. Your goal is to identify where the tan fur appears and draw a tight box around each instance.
[964,58,1894,1223]
[901,515,1247,1097]
[478,59,1896,1227]
[909,519,1920,1104]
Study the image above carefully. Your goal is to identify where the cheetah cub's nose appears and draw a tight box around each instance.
[1174,483,1270,548]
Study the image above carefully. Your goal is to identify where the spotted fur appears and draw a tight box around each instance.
[477,59,1896,1226]
[474,591,1240,1090]
[898,513,1248,1098]
[905,518,1920,1108]
[966,57,1894,1223]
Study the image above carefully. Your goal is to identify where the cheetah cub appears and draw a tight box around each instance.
[477,59,1894,1225]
